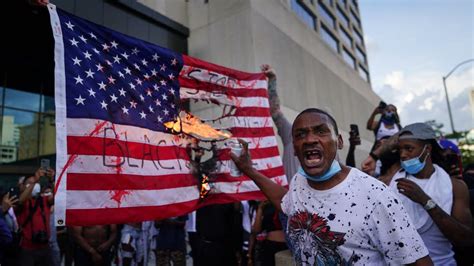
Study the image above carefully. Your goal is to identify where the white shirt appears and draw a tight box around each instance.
[389,165,455,265]
[376,121,400,140]
[281,168,429,265]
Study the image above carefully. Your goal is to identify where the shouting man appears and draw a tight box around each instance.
[231,108,432,265]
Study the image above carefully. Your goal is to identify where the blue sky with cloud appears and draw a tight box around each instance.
[359,0,473,133]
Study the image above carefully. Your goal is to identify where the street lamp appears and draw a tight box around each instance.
[442,58,474,135]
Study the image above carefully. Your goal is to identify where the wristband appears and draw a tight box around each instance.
[369,151,378,161]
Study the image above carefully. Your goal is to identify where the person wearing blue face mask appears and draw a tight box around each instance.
[366,103,402,141]
[231,108,432,265]
[384,122,474,265]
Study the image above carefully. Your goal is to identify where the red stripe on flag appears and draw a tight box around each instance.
[66,199,200,226]
[67,136,189,160]
[66,190,267,226]
[66,166,285,190]
[230,127,276,138]
[179,78,268,97]
[67,136,278,160]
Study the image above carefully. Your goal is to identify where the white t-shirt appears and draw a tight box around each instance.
[281,168,429,265]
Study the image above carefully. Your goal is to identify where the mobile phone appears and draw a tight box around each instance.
[9,186,20,198]
[350,124,361,145]
[350,124,359,137]
[40,158,50,170]
[378,101,387,109]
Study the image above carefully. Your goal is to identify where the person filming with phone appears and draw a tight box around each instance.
[366,101,402,141]
[14,162,55,266]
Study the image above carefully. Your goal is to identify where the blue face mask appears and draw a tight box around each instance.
[298,160,342,182]
[401,145,428,175]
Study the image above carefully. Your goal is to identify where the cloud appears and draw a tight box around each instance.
[384,71,404,90]
[373,65,474,132]
[364,34,379,57]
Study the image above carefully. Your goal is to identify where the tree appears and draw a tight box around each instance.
[425,120,444,137]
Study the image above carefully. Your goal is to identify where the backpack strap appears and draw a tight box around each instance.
[21,199,40,229]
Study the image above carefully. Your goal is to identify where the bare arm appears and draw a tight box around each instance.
[366,107,382,130]
[396,178,474,247]
[97,224,118,252]
[72,226,96,254]
[427,179,473,246]
[409,255,433,266]
[230,140,288,212]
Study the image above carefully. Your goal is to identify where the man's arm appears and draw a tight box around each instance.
[409,256,433,266]
[261,64,292,144]
[230,140,288,212]
[396,178,474,246]
[97,224,118,252]
[72,226,102,258]
[345,132,360,167]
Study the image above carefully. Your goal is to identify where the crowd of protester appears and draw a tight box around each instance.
[1,57,474,266]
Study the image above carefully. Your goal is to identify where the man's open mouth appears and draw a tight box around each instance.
[303,149,323,168]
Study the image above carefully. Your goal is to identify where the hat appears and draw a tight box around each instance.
[399,123,436,140]
[439,139,460,154]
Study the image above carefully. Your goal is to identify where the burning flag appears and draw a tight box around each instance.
[49,4,286,226]
[164,111,231,141]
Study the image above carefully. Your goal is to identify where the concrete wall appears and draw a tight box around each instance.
[186,0,380,165]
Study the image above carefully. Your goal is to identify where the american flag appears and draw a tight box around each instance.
[49,5,286,226]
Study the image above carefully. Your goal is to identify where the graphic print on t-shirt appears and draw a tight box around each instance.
[288,211,355,265]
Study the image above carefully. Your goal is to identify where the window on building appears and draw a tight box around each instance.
[350,8,361,29]
[323,0,334,7]
[352,0,358,9]
[336,6,350,29]
[359,65,369,82]
[321,25,339,53]
[291,0,316,30]
[353,27,364,46]
[342,48,356,69]
[0,87,55,164]
[318,2,335,29]
[339,0,346,7]
[339,26,352,48]
[355,46,367,64]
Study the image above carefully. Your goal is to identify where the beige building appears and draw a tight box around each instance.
[139,0,380,163]
[0,116,19,163]
[18,112,56,161]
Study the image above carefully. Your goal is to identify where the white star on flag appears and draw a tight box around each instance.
[74,75,83,84]
[85,69,95,78]
[65,21,75,30]
[70,38,79,46]
[79,35,88,43]
[100,100,108,109]
[121,106,129,114]
[98,81,107,90]
[72,57,82,66]
[75,95,85,105]
[110,94,118,103]
[87,88,96,97]
[83,51,92,60]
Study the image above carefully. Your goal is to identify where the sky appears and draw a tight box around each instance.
[359,0,474,133]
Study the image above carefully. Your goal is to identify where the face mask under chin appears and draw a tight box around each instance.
[401,145,428,175]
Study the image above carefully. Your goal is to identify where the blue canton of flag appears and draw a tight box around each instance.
[59,9,182,132]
